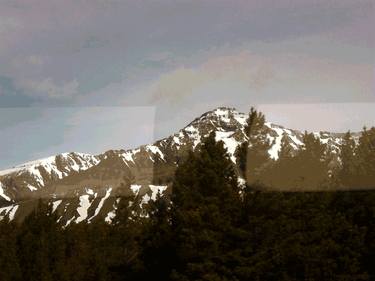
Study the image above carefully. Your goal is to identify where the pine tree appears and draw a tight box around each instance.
[257,132,294,190]
[261,132,331,190]
[0,219,21,281]
[17,199,65,281]
[141,193,174,280]
[278,132,294,160]
[109,195,144,280]
[171,131,243,280]
[62,223,94,281]
[338,131,357,188]
[355,127,375,188]
[293,132,330,190]
[300,132,326,160]
[235,107,273,185]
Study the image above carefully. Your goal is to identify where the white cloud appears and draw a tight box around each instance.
[17,78,79,99]
[145,50,373,105]
[148,51,275,103]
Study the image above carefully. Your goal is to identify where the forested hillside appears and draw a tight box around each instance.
[0,131,374,281]
[236,108,375,191]
[1,107,373,225]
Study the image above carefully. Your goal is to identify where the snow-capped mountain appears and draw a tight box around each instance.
[0,107,356,224]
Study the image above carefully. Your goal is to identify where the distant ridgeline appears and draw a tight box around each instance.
[0,107,374,224]
[0,131,374,281]
[236,107,375,191]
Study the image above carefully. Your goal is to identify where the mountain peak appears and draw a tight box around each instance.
[0,107,355,223]
[185,107,246,130]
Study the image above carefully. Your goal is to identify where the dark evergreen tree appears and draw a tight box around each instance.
[17,199,65,281]
[278,132,294,160]
[257,131,331,190]
[62,223,94,281]
[338,131,357,188]
[241,192,370,280]
[355,127,375,188]
[171,131,243,280]
[277,132,330,190]
[109,195,144,280]
[257,132,295,190]
[141,193,174,280]
[235,107,273,185]
[0,218,21,281]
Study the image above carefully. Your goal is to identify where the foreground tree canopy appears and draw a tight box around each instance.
[0,109,374,281]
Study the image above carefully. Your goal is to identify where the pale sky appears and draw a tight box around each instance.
[0,0,374,168]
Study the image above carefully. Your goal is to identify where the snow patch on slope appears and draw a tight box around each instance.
[52,200,62,213]
[286,129,303,147]
[140,185,168,205]
[86,188,96,196]
[0,204,18,220]
[26,184,38,191]
[105,198,120,224]
[8,205,18,220]
[105,210,116,224]
[184,125,201,148]
[146,145,165,161]
[0,153,101,189]
[130,184,142,195]
[149,185,168,200]
[214,108,231,123]
[75,195,92,223]
[268,127,285,160]
[215,131,239,162]
[173,135,181,146]
[121,151,135,164]
[0,182,11,201]
[88,187,112,222]
[141,194,151,205]
[234,114,247,126]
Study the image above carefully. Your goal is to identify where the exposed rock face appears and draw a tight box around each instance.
[0,107,358,224]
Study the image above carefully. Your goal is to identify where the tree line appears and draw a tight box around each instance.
[0,108,374,280]
[236,108,375,190]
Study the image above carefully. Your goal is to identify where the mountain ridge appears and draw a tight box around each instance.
[0,107,359,224]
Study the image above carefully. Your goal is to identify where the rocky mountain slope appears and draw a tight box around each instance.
[0,107,355,224]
